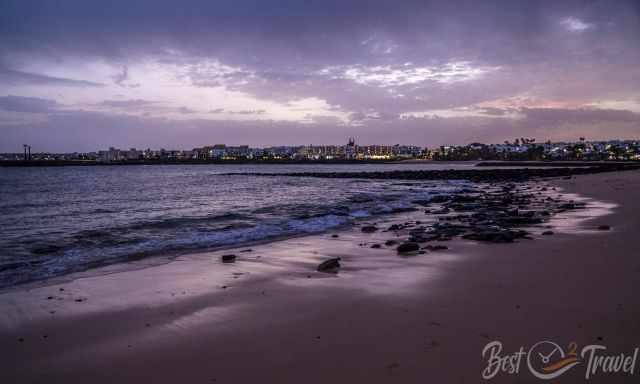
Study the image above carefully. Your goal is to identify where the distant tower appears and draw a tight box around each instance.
[345,137,356,160]
[23,144,28,161]
[28,145,31,160]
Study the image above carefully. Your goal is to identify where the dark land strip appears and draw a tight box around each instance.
[223,164,640,182]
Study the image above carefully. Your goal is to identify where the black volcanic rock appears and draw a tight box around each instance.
[397,242,420,254]
[361,225,379,233]
[462,229,528,243]
[317,257,341,273]
[221,254,236,263]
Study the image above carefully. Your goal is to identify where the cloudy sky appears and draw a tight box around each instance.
[1,0,639,152]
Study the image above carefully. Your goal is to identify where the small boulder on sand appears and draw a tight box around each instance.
[221,254,237,263]
[361,225,379,233]
[317,257,341,273]
[397,242,420,254]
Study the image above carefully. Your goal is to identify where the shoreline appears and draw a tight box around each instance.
[0,171,593,292]
[1,170,639,383]
[0,222,358,295]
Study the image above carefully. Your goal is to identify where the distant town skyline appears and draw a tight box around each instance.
[5,136,639,154]
[1,0,639,152]
[3,138,639,164]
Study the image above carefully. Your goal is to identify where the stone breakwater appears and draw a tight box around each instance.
[224,164,640,182]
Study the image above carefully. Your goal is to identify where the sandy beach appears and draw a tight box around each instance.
[2,170,640,383]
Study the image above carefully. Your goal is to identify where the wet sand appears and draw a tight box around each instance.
[2,171,640,383]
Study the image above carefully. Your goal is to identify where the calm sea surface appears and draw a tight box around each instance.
[0,163,477,287]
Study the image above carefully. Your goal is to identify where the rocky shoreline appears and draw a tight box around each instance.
[397,182,588,245]
[225,164,640,182]
[209,178,595,274]
[313,178,608,272]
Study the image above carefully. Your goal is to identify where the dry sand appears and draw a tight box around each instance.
[2,170,640,383]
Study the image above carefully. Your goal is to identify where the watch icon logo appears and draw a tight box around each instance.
[527,341,580,379]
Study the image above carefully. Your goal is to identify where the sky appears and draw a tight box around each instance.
[0,0,639,152]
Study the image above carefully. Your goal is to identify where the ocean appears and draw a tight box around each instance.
[0,163,477,288]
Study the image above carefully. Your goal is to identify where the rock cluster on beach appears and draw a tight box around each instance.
[316,177,606,271]
[369,181,591,248]
[318,178,597,271]
[284,166,627,272]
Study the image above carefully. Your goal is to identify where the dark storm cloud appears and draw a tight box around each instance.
[2,0,637,67]
[111,66,141,88]
[0,95,59,113]
[0,68,104,87]
[111,66,128,85]
[99,99,156,108]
